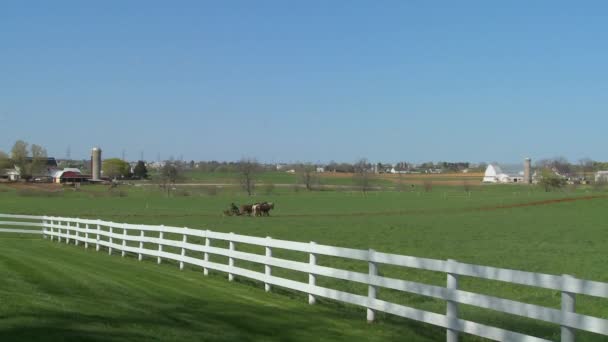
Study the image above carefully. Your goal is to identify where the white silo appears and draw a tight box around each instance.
[524,158,532,184]
[92,147,102,181]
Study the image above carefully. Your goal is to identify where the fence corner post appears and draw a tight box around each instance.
[265,236,272,292]
[561,274,576,342]
[308,241,317,305]
[367,248,378,323]
[446,259,459,342]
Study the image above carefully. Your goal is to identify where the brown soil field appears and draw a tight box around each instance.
[319,172,486,186]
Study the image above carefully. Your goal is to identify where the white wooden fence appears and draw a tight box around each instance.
[1,213,607,341]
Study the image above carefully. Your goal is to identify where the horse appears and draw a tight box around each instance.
[258,202,275,216]
[252,202,265,217]
[240,204,253,216]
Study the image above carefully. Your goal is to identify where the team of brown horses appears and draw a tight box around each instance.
[223,202,275,217]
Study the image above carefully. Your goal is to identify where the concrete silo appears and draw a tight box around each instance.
[524,158,532,184]
[91,147,102,181]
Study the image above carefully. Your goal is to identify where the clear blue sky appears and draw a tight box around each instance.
[1,1,607,164]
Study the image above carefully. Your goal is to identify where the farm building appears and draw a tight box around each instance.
[596,171,608,182]
[52,168,90,184]
[482,164,525,183]
[1,169,21,181]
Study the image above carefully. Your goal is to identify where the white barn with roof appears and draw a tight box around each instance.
[483,164,524,183]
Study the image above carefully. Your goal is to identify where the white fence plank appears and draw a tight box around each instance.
[0,228,42,234]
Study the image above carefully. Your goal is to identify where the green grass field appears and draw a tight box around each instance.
[1,237,434,341]
[1,183,607,341]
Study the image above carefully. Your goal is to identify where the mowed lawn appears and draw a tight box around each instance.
[1,184,607,340]
[0,237,439,342]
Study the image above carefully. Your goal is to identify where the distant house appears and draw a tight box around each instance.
[483,164,524,183]
[316,166,325,173]
[2,169,21,181]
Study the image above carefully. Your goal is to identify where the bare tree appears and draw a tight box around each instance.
[30,144,48,176]
[158,161,181,197]
[238,158,259,196]
[298,163,318,191]
[11,140,29,174]
[353,158,373,194]
[537,157,572,177]
[578,158,594,180]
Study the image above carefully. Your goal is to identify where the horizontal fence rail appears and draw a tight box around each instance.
[1,213,607,341]
[0,213,45,234]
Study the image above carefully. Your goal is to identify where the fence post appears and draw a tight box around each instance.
[228,232,235,282]
[108,226,113,255]
[561,274,576,342]
[57,220,62,243]
[180,229,187,270]
[42,217,48,239]
[96,220,100,251]
[446,259,459,342]
[66,221,70,244]
[157,228,164,264]
[367,249,377,323]
[265,236,272,292]
[138,228,144,261]
[84,223,89,249]
[308,241,316,305]
[121,225,127,257]
[203,230,210,276]
[74,221,79,246]
[49,219,54,241]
